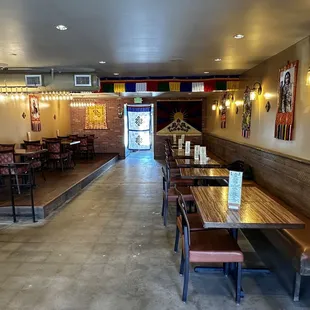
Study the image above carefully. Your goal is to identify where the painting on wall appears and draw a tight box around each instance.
[156,101,202,135]
[85,104,108,130]
[29,95,41,132]
[242,86,252,138]
[220,94,227,129]
[275,61,299,140]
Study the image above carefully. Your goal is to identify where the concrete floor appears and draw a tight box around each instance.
[0,151,309,309]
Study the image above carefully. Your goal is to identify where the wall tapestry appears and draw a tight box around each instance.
[29,95,41,132]
[242,86,252,138]
[85,104,107,130]
[275,61,299,140]
[220,94,227,129]
[156,101,202,135]
[127,105,152,150]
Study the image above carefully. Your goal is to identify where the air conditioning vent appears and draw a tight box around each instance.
[25,75,42,86]
[74,75,92,87]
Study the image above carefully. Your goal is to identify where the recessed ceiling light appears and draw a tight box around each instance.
[99,61,106,64]
[56,25,68,31]
[234,34,244,39]
[113,73,119,76]
[204,71,209,74]
[214,58,222,62]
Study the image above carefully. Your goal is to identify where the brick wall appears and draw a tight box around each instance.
[70,98,134,159]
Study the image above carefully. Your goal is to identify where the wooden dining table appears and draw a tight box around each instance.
[171,149,195,159]
[190,186,305,230]
[176,158,225,168]
[180,167,230,180]
[15,148,48,156]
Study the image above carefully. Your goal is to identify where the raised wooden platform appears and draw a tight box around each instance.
[0,154,119,220]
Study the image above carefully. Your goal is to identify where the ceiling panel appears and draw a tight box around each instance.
[0,0,309,77]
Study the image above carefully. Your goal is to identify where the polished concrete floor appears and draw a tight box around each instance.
[0,151,309,309]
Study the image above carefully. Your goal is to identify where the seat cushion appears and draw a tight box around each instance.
[188,229,244,263]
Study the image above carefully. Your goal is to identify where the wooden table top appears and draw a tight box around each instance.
[171,149,194,159]
[180,167,229,179]
[191,186,305,229]
[176,158,225,168]
[15,149,48,156]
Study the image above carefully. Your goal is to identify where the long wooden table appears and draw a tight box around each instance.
[180,167,230,180]
[171,149,194,159]
[191,186,305,229]
[176,158,225,168]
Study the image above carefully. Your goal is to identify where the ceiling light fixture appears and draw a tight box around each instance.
[113,73,119,76]
[204,71,209,74]
[99,61,106,64]
[214,58,222,62]
[56,25,68,31]
[234,34,244,39]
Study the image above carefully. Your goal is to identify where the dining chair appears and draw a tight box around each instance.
[24,142,46,181]
[79,136,89,159]
[161,165,194,227]
[177,195,244,304]
[173,187,206,252]
[87,135,95,158]
[0,162,36,222]
[46,141,69,171]
[0,144,15,152]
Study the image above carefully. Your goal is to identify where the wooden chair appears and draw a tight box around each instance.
[24,142,46,181]
[46,141,69,171]
[161,165,194,227]
[78,136,89,159]
[177,195,244,304]
[0,162,36,222]
[0,144,15,152]
[87,135,95,158]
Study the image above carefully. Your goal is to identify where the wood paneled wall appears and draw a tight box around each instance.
[204,134,310,218]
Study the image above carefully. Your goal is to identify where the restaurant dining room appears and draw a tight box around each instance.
[1,0,310,309]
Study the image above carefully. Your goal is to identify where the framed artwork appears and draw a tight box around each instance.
[29,95,41,132]
[274,61,299,140]
[242,86,252,138]
[220,94,227,129]
[85,104,108,129]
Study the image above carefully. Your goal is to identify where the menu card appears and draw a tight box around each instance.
[185,141,191,155]
[56,129,60,137]
[199,147,207,164]
[178,139,183,150]
[27,132,31,141]
[228,171,243,209]
[173,134,177,144]
[181,134,185,144]
[194,145,200,160]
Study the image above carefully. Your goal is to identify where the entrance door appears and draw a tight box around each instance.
[126,105,152,151]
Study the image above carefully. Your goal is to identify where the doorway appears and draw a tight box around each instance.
[124,104,154,157]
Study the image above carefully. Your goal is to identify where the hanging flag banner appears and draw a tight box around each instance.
[85,104,108,130]
[127,105,152,150]
[29,95,41,132]
[275,61,299,140]
[242,86,252,138]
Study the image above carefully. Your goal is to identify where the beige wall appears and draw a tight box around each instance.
[206,36,310,160]
[0,97,71,145]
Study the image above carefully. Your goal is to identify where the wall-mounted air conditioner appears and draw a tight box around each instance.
[74,75,92,87]
[25,75,42,86]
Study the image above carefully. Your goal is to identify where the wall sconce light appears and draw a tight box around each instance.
[264,92,272,100]
[212,100,218,111]
[250,82,262,100]
[117,103,124,118]
[307,67,310,85]
[219,105,223,110]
